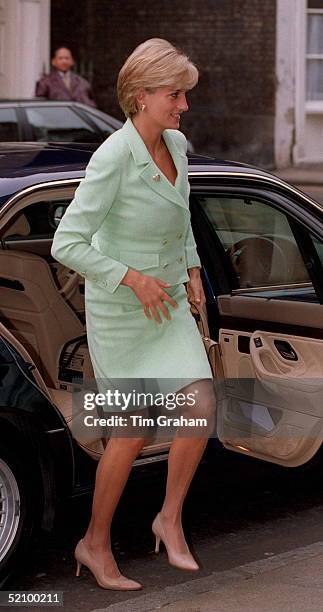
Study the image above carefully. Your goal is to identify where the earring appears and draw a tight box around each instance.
[140,104,146,111]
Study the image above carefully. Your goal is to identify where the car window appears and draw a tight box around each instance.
[312,234,323,267]
[196,195,310,289]
[25,107,99,142]
[0,108,19,141]
[2,200,70,241]
[83,111,115,137]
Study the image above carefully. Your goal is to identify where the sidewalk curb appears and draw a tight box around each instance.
[273,168,323,187]
[91,540,323,612]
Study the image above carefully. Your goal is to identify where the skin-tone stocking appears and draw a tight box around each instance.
[83,380,215,576]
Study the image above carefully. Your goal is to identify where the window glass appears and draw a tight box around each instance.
[306,60,323,100]
[2,201,71,241]
[25,107,99,142]
[312,234,323,266]
[306,9,323,100]
[308,1,323,8]
[197,195,310,289]
[307,14,323,53]
[84,111,115,137]
[0,108,19,141]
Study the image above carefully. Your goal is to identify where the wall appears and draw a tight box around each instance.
[51,0,276,166]
[0,0,50,98]
[275,0,296,168]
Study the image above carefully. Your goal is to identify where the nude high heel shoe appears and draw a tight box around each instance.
[74,539,142,590]
[152,513,199,571]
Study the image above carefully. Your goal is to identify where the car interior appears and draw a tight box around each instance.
[1,186,322,468]
[0,189,104,458]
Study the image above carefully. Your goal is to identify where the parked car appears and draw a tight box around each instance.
[0,142,322,582]
[0,99,195,152]
[0,99,123,144]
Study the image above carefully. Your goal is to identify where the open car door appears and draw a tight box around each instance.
[191,183,323,467]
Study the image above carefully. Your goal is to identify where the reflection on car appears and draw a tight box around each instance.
[0,99,123,143]
[0,142,322,582]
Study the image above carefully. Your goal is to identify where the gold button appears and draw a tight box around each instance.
[178,257,183,263]
[162,239,168,245]
[177,233,183,239]
[163,262,169,268]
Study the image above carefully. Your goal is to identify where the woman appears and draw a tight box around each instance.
[51,38,216,591]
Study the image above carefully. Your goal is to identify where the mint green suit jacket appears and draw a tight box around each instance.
[51,117,201,294]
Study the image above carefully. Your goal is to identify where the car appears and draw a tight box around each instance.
[0,99,195,152]
[0,99,123,144]
[0,142,322,583]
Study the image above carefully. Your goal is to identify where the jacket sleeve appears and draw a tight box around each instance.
[51,140,129,294]
[35,76,49,97]
[185,223,201,269]
[175,131,201,270]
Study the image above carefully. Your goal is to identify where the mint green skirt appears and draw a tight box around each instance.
[84,281,212,411]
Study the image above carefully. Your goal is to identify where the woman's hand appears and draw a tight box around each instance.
[186,267,205,308]
[121,268,178,324]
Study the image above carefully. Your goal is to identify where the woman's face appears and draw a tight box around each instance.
[138,86,189,130]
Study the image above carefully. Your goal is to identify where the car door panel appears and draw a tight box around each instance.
[192,188,323,467]
[216,324,323,466]
[4,237,52,255]
[216,295,323,468]
[218,294,323,335]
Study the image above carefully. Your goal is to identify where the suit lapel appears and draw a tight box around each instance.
[122,118,189,210]
[163,129,189,205]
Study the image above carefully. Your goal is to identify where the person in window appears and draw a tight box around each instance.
[35,47,96,108]
[51,38,215,591]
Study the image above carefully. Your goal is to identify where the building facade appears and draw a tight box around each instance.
[276,0,323,165]
[0,0,50,98]
[1,0,322,167]
[51,0,276,167]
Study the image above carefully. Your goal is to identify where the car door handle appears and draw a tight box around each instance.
[250,331,300,382]
[274,340,298,361]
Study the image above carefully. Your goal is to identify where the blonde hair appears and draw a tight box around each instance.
[117,38,198,117]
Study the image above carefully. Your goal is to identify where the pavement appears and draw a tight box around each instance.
[273,163,323,205]
[273,163,323,187]
[92,540,323,612]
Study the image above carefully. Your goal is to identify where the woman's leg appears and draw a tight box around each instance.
[158,379,216,553]
[82,412,151,578]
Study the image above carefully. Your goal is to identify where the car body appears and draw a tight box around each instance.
[0,99,123,144]
[0,142,322,582]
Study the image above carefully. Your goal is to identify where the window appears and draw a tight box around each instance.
[83,111,115,138]
[2,200,71,242]
[0,108,19,141]
[312,234,323,266]
[306,0,323,101]
[25,107,99,142]
[197,195,310,289]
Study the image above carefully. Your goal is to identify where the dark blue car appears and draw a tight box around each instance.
[0,142,322,582]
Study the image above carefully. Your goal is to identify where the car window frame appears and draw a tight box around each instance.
[0,105,24,141]
[21,105,101,143]
[190,183,323,304]
[18,106,34,140]
[0,182,78,232]
[1,176,323,303]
